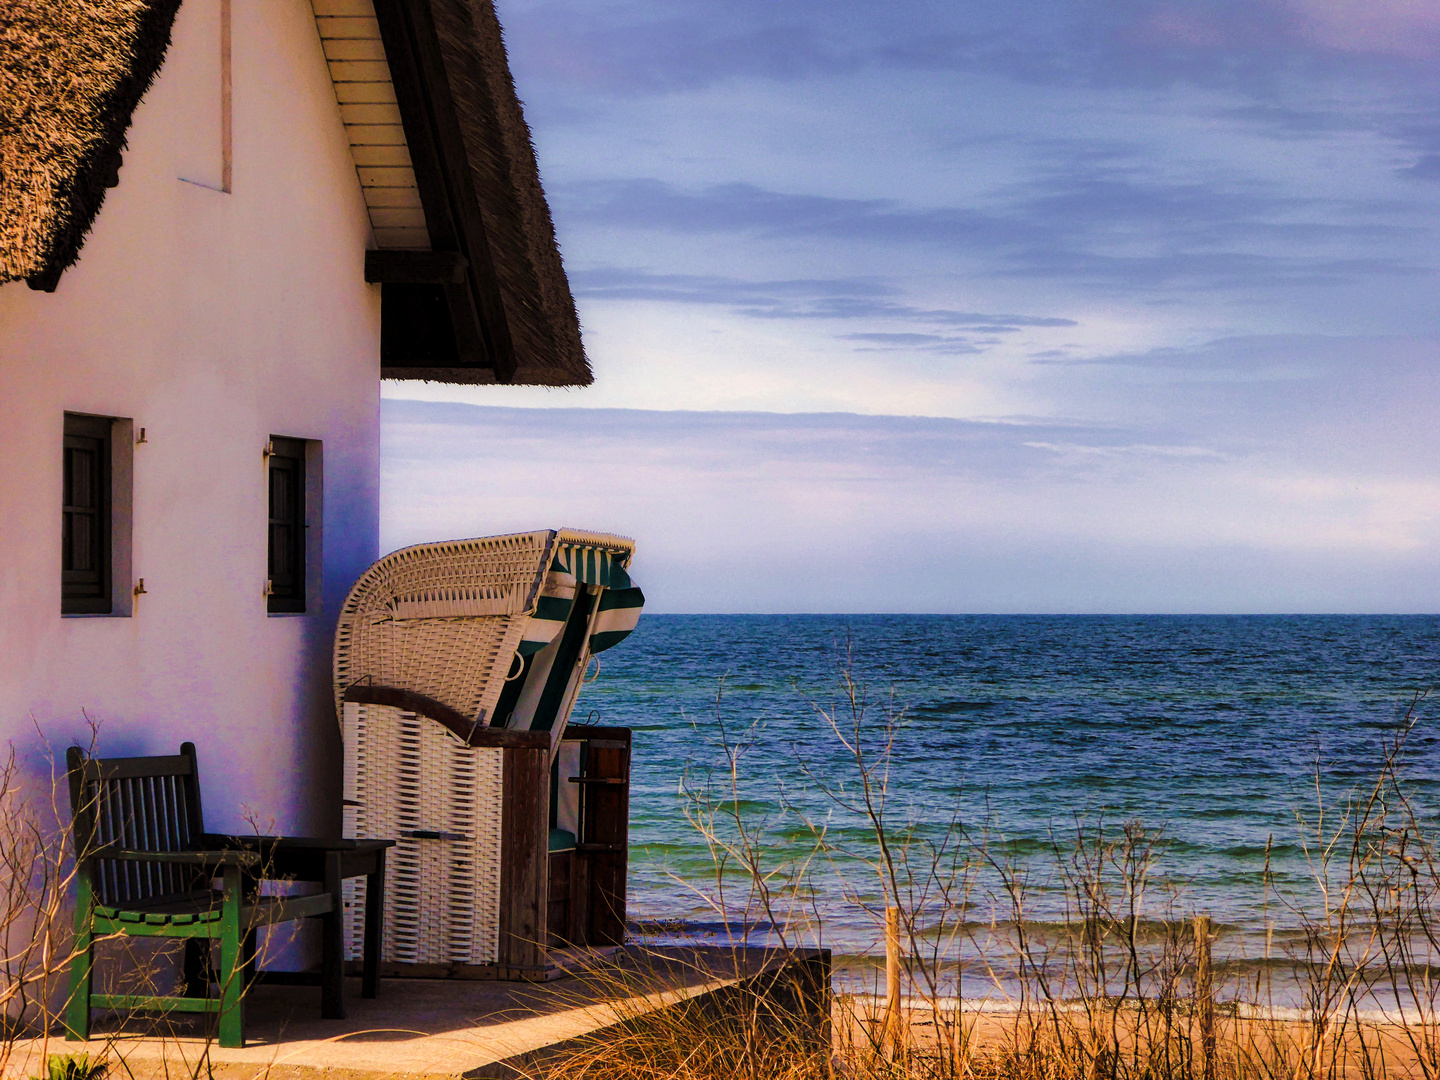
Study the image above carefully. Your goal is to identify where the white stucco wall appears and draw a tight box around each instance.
[0,0,380,838]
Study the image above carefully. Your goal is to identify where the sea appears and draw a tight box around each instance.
[575,614,1440,1004]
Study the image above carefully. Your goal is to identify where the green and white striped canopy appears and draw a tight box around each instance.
[590,586,644,652]
[555,543,633,590]
[517,541,644,657]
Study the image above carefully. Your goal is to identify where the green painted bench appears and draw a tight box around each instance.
[64,743,342,1049]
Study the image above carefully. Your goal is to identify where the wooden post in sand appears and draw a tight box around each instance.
[885,904,902,1060]
[1194,914,1216,1080]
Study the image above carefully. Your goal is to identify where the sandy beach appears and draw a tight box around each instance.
[835,996,1440,1077]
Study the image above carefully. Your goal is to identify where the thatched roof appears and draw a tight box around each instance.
[413,0,588,387]
[361,0,590,387]
[2,0,590,388]
[0,0,181,291]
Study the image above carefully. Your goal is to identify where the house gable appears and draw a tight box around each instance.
[1,0,591,388]
[317,0,591,388]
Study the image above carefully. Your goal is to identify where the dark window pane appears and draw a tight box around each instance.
[67,512,93,572]
[270,523,292,577]
[269,466,292,522]
[69,447,94,509]
[62,415,112,614]
[267,438,306,613]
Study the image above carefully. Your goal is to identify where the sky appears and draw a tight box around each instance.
[382,0,1440,613]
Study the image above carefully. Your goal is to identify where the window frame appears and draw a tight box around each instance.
[266,436,308,614]
[62,414,114,615]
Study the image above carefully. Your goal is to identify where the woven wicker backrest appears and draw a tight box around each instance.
[340,701,504,965]
[334,530,636,729]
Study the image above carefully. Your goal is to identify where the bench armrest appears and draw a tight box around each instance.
[86,846,260,868]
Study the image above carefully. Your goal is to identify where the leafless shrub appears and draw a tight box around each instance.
[0,721,299,1080]
[542,661,1440,1080]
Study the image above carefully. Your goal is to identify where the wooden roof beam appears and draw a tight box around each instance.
[365,249,468,283]
[370,0,517,382]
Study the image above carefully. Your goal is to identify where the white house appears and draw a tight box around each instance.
[0,0,591,840]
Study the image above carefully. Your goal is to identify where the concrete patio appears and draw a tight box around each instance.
[12,947,830,1080]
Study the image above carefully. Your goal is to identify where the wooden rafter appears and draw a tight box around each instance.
[364,249,468,283]
[369,0,516,381]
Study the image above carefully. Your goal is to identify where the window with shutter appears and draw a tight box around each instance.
[267,436,307,613]
[62,414,113,615]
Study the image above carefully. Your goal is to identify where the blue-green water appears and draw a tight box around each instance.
[580,614,1440,971]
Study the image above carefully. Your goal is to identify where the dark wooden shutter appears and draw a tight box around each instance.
[267,437,306,614]
[62,414,112,615]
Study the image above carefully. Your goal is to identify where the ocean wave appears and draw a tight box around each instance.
[628,917,785,935]
[608,615,1440,963]
[912,701,998,716]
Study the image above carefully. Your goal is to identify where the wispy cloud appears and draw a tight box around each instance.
[569,268,1078,329]
[382,399,1440,612]
[841,332,984,354]
[1282,0,1440,60]
[422,0,1440,612]
[503,0,1440,97]
[1024,440,1227,459]
[559,175,1424,294]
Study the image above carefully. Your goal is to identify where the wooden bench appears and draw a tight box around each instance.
[64,742,390,1048]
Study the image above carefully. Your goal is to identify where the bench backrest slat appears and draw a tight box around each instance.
[67,743,207,908]
[90,755,196,781]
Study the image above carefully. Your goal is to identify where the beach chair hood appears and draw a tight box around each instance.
[334,529,642,742]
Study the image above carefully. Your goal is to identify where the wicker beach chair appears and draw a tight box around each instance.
[333,529,643,973]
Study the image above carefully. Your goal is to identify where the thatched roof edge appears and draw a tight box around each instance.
[2,0,592,390]
[423,0,591,387]
[0,0,182,289]
[381,364,586,386]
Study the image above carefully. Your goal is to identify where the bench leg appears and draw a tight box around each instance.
[64,876,94,1042]
[362,850,385,999]
[321,851,344,1019]
[218,866,245,1049]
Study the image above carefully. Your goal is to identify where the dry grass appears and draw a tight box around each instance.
[533,667,1440,1080]
[2,674,1439,1080]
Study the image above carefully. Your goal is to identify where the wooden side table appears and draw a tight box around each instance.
[209,834,394,1018]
